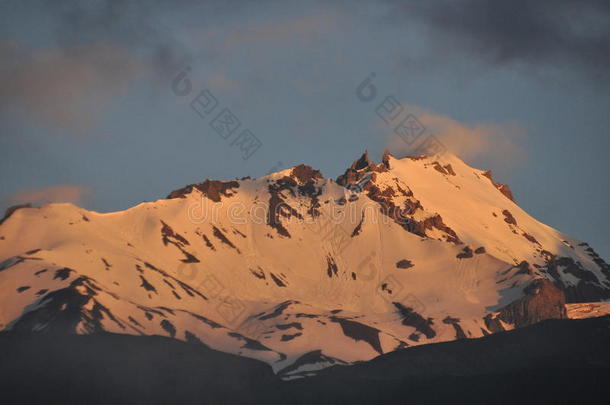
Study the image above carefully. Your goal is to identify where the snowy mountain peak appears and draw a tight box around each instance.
[0,151,608,378]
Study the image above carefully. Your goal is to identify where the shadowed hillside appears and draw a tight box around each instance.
[1,316,609,404]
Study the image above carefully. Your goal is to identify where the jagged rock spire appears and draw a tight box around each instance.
[351,151,371,171]
[382,149,393,168]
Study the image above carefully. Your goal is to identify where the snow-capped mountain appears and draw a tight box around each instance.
[1,151,608,378]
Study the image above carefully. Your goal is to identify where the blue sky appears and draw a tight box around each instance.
[1,0,609,259]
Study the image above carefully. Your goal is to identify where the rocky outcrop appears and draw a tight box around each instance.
[580,242,610,280]
[541,253,610,302]
[456,246,474,259]
[482,170,515,202]
[336,151,389,187]
[495,279,567,328]
[431,162,456,176]
[290,164,323,184]
[396,259,414,269]
[263,165,325,237]
[336,154,461,244]
[416,214,461,244]
[0,203,32,225]
[502,209,517,225]
[167,179,239,201]
[9,275,125,334]
[266,177,305,238]
[496,184,515,201]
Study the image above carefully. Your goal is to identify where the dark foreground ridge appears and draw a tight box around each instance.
[1,316,609,404]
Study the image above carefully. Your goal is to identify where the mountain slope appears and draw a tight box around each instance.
[1,151,608,375]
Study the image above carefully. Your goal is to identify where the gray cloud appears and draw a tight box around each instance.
[0,0,200,133]
[0,0,336,134]
[46,0,194,79]
[393,0,610,82]
[0,41,141,134]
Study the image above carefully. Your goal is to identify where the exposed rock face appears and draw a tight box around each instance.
[290,164,323,184]
[578,243,610,281]
[456,246,474,259]
[396,259,414,269]
[381,150,393,167]
[482,170,515,202]
[261,165,326,238]
[413,214,461,244]
[496,184,515,202]
[542,253,610,303]
[502,209,517,225]
[10,275,120,334]
[167,179,239,201]
[431,162,456,176]
[496,279,567,328]
[336,152,461,244]
[1,203,32,224]
[351,151,372,171]
[336,151,389,187]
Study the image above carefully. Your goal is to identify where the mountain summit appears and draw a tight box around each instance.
[1,152,608,378]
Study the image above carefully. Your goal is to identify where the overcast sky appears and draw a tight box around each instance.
[1,0,609,259]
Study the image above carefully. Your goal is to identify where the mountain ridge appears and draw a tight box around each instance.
[1,151,608,377]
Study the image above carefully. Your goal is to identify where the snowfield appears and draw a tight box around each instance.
[1,151,608,377]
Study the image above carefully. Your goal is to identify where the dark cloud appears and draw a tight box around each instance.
[0,0,275,134]
[45,0,194,79]
[396,0,610,82]
[42,0,275,77]
[0,41,141,133]
[0,0,199,133]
